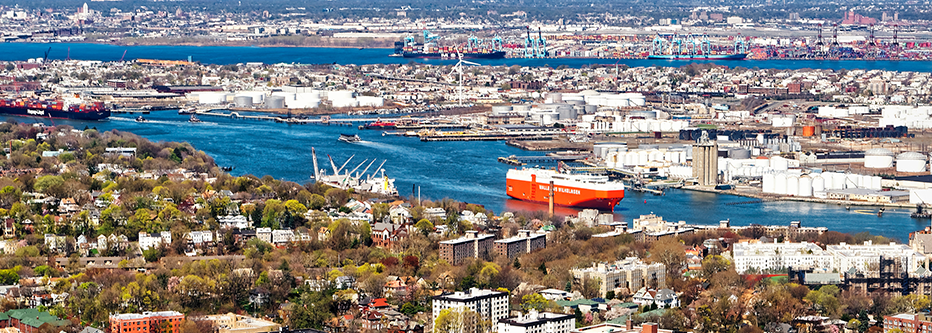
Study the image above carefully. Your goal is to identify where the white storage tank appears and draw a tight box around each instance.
[492,105,514,115]
[625,152,637,166]
[233,95,253,108]
[798,175,813,197]
[638,150,649,166]
[197,92,228,104]
[775,173,788,195]
[513,104,531,112]
[763,173,775,193]
[786,175,799,196]
[864,148,895,169]
[771,156,789,171]
[812,175,825,193]
[833,172,848,189]
[822,172,835,190]
[896,152,928,172]
[871,176,882,190]
[265,96,286,109]
[357,96,384,107]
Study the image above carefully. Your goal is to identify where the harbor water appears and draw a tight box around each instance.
[5,111,927,242]
[5,42,932,72]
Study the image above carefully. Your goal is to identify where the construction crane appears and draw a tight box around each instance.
[42,47,51,63]
[119,50,127,62]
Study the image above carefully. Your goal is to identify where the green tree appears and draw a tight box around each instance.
[521,293,549,311]
[415,219,434,236]
[0,268,20,284]
[34,175,64,193]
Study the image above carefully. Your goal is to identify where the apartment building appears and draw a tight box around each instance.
[109,311,185,333]
[497,311,575,333]
[732,241,834,274]
[494,230,546,259]
[432,288,509,329]
[570,257,665,297]
[439,230,495,265]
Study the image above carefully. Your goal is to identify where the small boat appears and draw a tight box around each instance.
[188,115,202,123]
[135,116,148,122]
[220,166,234,172]
[178,108,195,115]
[338,133,361,143]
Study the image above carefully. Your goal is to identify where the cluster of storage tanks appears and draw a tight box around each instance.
[546,91,647,107]
[862,148,929,172]
[594,143,692,169]
[191,88,383,109]
[762,172,883,197]
[879,105,932,129]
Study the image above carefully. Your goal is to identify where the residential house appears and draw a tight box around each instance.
[632,288,679,308]
[371,223,409,249]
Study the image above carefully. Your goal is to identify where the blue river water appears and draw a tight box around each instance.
[1,42,929,240]
[2,111,924,242]
[4,42,932,71]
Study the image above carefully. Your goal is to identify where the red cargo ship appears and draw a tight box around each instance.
[0,96,110,120]
[506,168,625,210]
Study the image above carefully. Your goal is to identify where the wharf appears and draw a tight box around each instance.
[681,185,918,208]
[505,139,592,152]
[497,153,589,166]
[420,134,557,142]
[192,110,401,126]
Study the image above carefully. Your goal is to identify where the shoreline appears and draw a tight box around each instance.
[681,185,918,209]
[25,41,929,62]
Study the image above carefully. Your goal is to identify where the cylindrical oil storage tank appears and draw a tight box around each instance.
[771,156,789,171]
[548,93,563,103]
[649,150,662,162]
[775,173,788,195]
[763,173,775,193]
[492,105,513,115]
[663,151,672,162]
[833,172,848,189]
[197,92,228,104]
[822,172,835,190]
[678,151,687,164]
[728,148,751,159]
[630,110,656,119]
[265,96,285,109]
[625,152,637,166]
[584,105,597,114]
[798,175,813,197]
[637,150,649,166]
[558,106,578,120]
[513,104,531,112]
[357,96,384,107]
[802,126,815,137]
[786,175,799,196]
[871,176,882,190]
[233,95,253,108]
[896,152,928,172]
[864,148,895,169]
[812,175,825,193]
[671,151,682,164]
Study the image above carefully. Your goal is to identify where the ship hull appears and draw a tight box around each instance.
[647,54,748,60]
[506,177,625,210]
[401,51,506,59]
[0,106,110,120]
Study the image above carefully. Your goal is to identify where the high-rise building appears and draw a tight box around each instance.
[432,288,509,330]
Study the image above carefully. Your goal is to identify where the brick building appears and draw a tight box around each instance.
[109,311,185,333]
[439,231,494,265]
[883,313,932,333]
[6,308,70,333]
[493,230,546,259]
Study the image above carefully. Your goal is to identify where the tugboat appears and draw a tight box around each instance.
[188,115,202,123]
[135,116,148,122]
[338,133,361,143]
